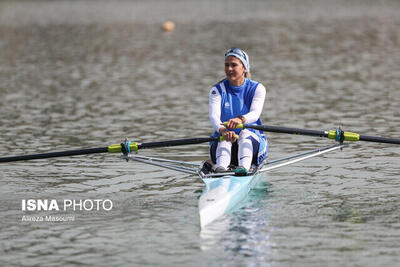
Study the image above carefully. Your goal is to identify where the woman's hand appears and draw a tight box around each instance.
[219,127,237,142]
[225,117,243,130]
[219,117,245,142]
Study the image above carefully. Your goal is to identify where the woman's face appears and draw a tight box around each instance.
[225,56,246,86]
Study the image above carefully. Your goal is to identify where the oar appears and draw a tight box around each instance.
[235,124,400,145]
[0,137,220,163]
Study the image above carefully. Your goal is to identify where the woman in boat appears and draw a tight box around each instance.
[209,47,268,175]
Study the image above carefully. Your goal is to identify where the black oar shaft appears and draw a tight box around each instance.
[244,124,328,138]
[242,124,400,145]
[0,137,218,163]
[359,135,400,145]
[139,137,217,149]
[0,147,108,163]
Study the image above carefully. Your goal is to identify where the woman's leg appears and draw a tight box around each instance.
[215,140,232,169]
[238,130,260,170]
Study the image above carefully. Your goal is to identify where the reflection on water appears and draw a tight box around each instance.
[1,0,400,266]
[200,186,273,264]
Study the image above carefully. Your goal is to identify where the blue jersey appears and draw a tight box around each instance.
[214,78,263,134]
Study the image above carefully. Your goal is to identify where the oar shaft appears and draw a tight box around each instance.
[240,124,400,145]
[359,135,400,145]
[0,137,219,163]
[241,124,328,138]
[0,147,108,163]
[139,137,217,149]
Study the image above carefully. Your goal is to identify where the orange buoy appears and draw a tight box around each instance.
[162,20,176,32]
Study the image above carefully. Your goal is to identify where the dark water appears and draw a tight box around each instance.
[1,0,399,266]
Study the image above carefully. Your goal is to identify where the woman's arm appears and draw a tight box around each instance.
[209,87,223,132]
[243,83,266,123]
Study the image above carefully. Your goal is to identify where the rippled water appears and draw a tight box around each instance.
[1,0,399,266]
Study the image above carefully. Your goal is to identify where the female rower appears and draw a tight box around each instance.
[209,47,268,175]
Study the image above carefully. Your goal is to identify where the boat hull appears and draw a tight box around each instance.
[198,173,262,228]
